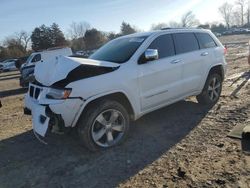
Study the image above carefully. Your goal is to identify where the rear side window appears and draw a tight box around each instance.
[148,34,175,59]
[195,33,217,49]
[173,33,199,54]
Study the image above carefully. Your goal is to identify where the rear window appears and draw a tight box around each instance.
[148,34,175,59]
[173,33,199,54]
[195,33,217,49]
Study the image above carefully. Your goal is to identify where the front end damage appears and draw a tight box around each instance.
[24,83,84,137]
[24,56,119,139]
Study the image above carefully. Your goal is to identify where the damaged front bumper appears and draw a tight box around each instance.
[24,83,84,137]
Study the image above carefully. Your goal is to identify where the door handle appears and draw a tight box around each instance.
[201,52,209,56]
[171,59,181,64]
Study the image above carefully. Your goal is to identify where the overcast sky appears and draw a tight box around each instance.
[0,0,236,41]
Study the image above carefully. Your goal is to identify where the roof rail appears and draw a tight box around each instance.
[161,27,203,30]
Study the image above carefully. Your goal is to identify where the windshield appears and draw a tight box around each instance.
[90,36,147,63]
[26,54,34,64]
[2,59,15,63]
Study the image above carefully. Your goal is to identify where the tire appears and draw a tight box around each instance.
[77,99,130,151]
[196,73,222,105]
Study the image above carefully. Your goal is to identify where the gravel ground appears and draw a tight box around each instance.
[0,35,249,188]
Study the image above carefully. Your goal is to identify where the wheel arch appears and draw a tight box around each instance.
[199,64,225,95]
[72,91,136,127]
[208,64,225,81]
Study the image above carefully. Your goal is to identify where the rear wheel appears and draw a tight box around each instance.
[196,73,222,105]
[77,100,130,151]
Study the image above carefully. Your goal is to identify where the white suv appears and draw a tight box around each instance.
[24,28,227,151]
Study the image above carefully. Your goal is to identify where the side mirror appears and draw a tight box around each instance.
[138,49,159,64]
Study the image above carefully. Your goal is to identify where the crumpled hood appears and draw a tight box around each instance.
[34,56,119,87]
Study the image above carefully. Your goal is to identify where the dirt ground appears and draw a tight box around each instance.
[0,35,250,188]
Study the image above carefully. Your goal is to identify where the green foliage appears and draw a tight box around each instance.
[107,32,120,41]
[211,24,227,33]
[31,23,66,51]
[50,23,67,47]
[69,38,85,52]
[84,29,107,50]
[120,21,137,36]
[198,24,210,29]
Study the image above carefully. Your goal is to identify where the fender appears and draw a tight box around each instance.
[207,63,225,79]
[200,63,225,91]
[70,90,139,127]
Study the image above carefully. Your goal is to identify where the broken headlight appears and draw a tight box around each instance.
[46,88,72,100]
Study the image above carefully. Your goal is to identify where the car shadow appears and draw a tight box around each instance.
[0,88,27,98]
[0,100,211,188]
[230,71,250,97]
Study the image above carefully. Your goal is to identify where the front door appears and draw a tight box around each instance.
[138,34,183,111]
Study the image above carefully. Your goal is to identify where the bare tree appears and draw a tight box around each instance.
[3,37,26,57]
[68,21,90,40]
[168,21,182,28]
[219,3,233,29]
[15,31,31,51]
[181,11,200,27]
[236,0,247,26]
[151,21,181,30]
[151,23,168,30]
[247,0,250,25]
[232,10,242,26]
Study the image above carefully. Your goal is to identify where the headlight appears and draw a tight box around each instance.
[46,88,72,100]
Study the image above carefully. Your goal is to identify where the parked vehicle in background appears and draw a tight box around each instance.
[20,47,72,87]
[248,40,250,66]
[24,28,227,151]
[213,32,221,37]
[0,59,18,72]
[75,50,96,58]
[15,56,29,70]
[222,28,250,35]
[0,64,3,72]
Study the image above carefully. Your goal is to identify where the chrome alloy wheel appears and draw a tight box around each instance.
[91,109,125,147]
[208,77,221,101]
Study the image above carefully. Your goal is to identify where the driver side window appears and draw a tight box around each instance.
[148,34,175,59]
[31,54,41,63]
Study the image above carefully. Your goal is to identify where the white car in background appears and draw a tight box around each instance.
[24,28,227,151]
[20,47,72,87]
[0,59,18,72]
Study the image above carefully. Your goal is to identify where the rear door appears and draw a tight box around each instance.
[195,32,218,88]
[172,32,206,95]
[138,34,183,111]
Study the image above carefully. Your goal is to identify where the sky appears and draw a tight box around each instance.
[0,0,236,42]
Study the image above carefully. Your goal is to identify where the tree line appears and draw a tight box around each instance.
[0,21,136,60]
[1,0,250,60]
[219,0,250,29]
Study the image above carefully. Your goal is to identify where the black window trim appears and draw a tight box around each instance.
[139,31,218,63]
[170,34,177,55]
[193,32,201,49]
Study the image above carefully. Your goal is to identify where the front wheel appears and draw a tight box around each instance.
[196,73,222,105]
[77,100,130,151]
